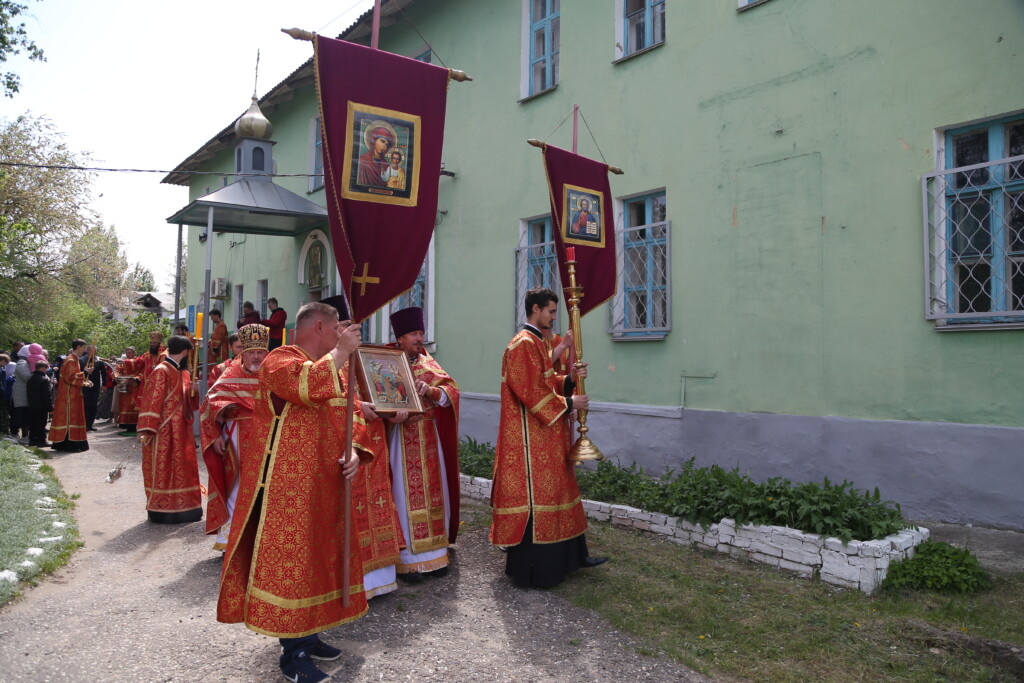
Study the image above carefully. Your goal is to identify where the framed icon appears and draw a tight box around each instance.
[341,102,421,207]
[561,183,606,248]
[352,345,424,414]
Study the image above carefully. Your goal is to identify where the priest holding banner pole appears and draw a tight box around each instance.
[489,134,621,587]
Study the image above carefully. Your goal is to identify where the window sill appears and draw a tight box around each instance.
[737,0,774,12]
[518,84,558,104]
[612,41,665,66]
[307,184,324,196]
[934,320,1024,332]
[610,332,669,341]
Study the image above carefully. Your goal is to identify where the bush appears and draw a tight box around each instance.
[458,436,495,479]
[455,440,907,542]
[882,540,992,593]
[576,458,908,543]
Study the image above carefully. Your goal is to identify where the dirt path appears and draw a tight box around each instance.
[0,423,706,682]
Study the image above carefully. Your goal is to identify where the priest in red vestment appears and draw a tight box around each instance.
[381,306,460,582]
[199,324,268,550]
[216,301,369,683]
[117,331,166,432]
[136,335,201,524]
[490,287,607,588]
[50,339,89,452]
[208,309,230,364]
[208,334,241,385]
[353,382,405,599]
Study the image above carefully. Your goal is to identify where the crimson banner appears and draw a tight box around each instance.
[315,35,450,322]
[542,144,617,317]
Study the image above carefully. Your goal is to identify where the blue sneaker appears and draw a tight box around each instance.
[309,639,343,662]
[281,650,329,683]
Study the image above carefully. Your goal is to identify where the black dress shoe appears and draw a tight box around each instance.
[581,556,608,568]
[398,572,425,584]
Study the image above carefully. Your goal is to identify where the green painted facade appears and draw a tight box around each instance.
[180,0,1024,427]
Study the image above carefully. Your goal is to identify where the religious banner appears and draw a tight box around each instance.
[542,144,617,317]
[314,34,450,321]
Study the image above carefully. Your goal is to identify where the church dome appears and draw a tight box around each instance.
[234,97,273,140]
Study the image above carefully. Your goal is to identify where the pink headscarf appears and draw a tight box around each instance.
[27,343,45,368]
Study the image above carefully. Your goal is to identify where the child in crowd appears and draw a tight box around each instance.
[27,360,53,447]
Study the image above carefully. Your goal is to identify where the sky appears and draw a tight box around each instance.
[1,0,376,291]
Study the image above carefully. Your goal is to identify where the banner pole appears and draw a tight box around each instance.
[572,104,578,154]
[371,0,382,49]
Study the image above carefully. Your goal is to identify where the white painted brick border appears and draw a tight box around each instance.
[459,474,928,594]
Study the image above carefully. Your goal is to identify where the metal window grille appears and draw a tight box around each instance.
[257,280,268,318]
[609,218,671,337]
[312,118,324,190]
[514,220,559,332]
[387,257,429,341]
[922,153,1024,324]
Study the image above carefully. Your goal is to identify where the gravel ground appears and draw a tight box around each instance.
[0,422,707,683]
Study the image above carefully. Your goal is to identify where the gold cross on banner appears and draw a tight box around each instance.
[353,262,380,296]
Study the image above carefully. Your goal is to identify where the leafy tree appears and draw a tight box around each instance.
[124,263,156,292]
[165,244,187,310]
[0,0,46,97]
[0,115,135,347]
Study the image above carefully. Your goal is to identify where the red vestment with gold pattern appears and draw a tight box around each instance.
[386,350,460,574]
[209,321,229,364]
[217,345,372,638]
[490,328,587,546]
[208,357,235,385]
[136,359,202,523]
[348,381,404,596]
[49,355,87,450]
[118,348,166,427]
[199,359,259,540]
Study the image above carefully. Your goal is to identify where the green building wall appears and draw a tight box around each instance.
[184,0,1024,428]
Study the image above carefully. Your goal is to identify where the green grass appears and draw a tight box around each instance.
[550,518,1024,681]
[0,441,82,606]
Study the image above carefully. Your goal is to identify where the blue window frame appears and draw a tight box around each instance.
[612,192,670,338]
[529,0,560,95]
[527,217,557,291]
[312,117,324,191]
[624,0,665,56]
[941,115,1024,320]
[515,217,558,329]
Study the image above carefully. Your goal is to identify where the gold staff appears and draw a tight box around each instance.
[564,252,603,463]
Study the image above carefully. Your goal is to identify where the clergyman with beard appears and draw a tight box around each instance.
[199,324,269,551]
[117,332,166,433]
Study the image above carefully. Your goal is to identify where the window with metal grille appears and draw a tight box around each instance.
[388,257,429,336]
[609,192,670,338]
[514,217,559,331]
[623,0,664,56]
[922,115,1024,328]
[234,284,244,323]
[310,117,324,192]
[529,0,560,96]
[257,280,268,318]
